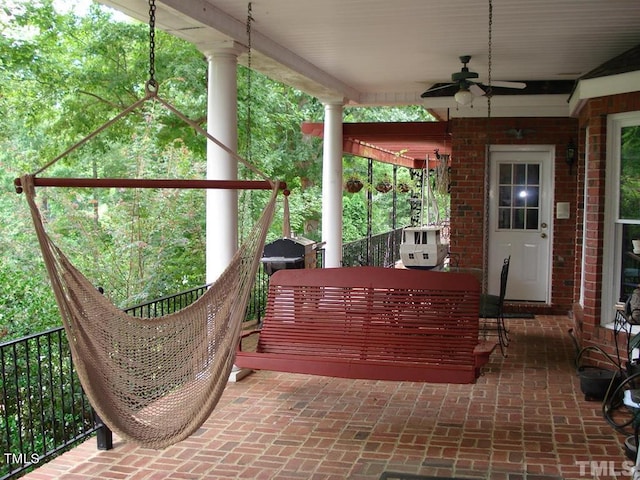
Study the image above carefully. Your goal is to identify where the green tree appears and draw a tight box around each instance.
[344,105,434,123]
[237,67,324,241]
[620,125,640,220]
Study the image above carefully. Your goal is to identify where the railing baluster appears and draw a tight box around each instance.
[46,333,58,455]
[1,347,13,473]
[56,330,66,445]
[67,341,79,440]
[36,336,47,462]
[24,340,36,460]
[12,343,25,473]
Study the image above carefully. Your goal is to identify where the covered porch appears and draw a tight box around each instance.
[5,1,640,478]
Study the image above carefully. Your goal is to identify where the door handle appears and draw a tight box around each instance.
[541,233,547,239]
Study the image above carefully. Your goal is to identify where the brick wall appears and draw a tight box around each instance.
[449,116,579,314]
[575,92,640,355]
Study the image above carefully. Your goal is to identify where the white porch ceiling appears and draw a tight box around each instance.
[98,0,640,119]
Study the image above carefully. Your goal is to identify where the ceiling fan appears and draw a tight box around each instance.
[420,55,526,106]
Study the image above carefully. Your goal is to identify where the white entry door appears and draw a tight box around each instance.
[488,147,553,303]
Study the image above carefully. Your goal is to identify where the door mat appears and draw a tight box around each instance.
[380,473,472,480]
[503,312,535,319]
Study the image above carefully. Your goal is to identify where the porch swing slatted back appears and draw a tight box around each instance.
[236,267,496,383]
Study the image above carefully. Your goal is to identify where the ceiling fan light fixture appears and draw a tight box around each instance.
[454,87,474,106]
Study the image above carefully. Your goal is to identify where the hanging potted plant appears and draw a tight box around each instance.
[397,182,410,193]
[375,177,393,193]
[345,177,364,193]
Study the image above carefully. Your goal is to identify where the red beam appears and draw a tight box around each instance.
[301,121,452,167]
[342,121,450,140]
[343,138,424,169]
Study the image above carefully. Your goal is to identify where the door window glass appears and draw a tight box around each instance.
[497,162,540,230]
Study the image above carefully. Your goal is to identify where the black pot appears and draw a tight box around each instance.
[625,435,637,461]
[577,366,621,401]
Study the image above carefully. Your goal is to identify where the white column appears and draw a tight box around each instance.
[321,102,344,268]
[203,43,244,284]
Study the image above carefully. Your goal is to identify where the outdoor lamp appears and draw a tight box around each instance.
[454,87,474,106]
[566,139,577,174]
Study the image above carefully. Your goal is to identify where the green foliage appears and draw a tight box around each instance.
[341,155,422,239]
[36,131,207,308]
[342,193,367,242]
[619,125,640,220]
[0,257,59,340]
[237,67,324,240]
[0,164,60,339]
[0,1,207,166]
[344,105,434,122]
[0,2,211,335]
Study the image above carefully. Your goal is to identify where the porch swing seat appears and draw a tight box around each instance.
[235,266,496,384]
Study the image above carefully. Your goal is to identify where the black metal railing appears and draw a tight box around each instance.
[342,227,403,267]
[123,266,273,322]
[0,327,100,480]
[0,234,385,479]
[123,284,211,318]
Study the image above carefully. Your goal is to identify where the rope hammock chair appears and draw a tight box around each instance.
[21,175,279,449]
[15,1,288,449]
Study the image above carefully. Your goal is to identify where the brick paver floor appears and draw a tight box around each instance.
[21,315,633,479]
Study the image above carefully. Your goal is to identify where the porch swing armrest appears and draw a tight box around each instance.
[238,328,262,352]
[474,340,498,368]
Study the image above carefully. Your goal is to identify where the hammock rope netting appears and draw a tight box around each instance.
[22,174,279,449]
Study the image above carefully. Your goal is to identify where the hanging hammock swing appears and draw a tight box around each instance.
[15,1,287,449]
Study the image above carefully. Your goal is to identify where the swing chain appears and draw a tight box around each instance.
[245,2,254,160]
[246,3,253,68]
[487,0,492,103]
[148,0,157,90]
[482,0,493,294]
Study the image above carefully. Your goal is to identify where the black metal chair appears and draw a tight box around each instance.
[480,255,511,355]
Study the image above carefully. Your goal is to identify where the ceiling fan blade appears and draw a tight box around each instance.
[420,83,456,97]
[469,84,486,96]
[488,80,527,89]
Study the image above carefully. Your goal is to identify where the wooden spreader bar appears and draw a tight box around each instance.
[14,177,285,193]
